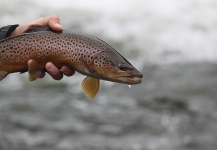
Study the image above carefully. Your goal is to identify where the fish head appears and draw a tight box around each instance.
[91,50,143,85]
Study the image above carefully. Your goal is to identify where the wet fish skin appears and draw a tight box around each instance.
[0,26,143,99]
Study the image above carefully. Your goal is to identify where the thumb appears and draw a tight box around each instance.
[47,15,62,31]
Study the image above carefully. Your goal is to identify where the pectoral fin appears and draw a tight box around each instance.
[82,76,100,99]
[28,60,43,81]
[0,71,9,81]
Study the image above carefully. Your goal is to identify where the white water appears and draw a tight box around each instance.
[44,0,217,64]
[1,1,217,150]
[1,0,217,64]
[1,0,217,88]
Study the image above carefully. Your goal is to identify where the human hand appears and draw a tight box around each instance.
[11,16,75,80]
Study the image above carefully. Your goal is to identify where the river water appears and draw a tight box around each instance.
[1,0,217,150]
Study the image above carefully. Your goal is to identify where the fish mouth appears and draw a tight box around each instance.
[113,71,143,85]
[118,76,142,84]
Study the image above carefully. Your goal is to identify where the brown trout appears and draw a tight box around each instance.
[0,26,143,99]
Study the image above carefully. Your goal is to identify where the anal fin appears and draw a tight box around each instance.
[0,71,9,81]
[82,76,100,99]
[28,60,43,81]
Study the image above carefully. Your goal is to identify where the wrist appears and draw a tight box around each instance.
[0,24,19,39]
[9,25,21,36]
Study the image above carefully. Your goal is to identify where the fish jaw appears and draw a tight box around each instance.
[108,69,143,85]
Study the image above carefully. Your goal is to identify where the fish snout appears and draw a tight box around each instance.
[114,69,143,85]
[128,70,143,84]
[132,70,143,78]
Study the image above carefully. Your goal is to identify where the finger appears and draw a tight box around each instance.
[29,15,62,31]
[39,71,45,78]
[45,62,63,80]
[47,16,62,31]
[28,60,46,78]
[10,15,62,36]
[61,66,75,77]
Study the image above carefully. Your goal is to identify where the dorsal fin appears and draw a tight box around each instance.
[24,25,61,33]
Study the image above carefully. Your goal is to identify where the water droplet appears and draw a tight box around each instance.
[128,85,131,88]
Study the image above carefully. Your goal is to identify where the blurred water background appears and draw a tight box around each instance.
[1,0,217,150]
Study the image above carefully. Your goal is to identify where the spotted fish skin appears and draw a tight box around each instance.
[0,26,143,99]
[0,29,107,77]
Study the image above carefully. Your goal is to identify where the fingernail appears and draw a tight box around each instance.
[46,63,53,70]
[55,23,62,29]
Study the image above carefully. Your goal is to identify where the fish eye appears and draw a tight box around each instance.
[118,64,133,71]
[119,66,127,71]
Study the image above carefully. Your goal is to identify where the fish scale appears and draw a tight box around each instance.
[0,26,143,99]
